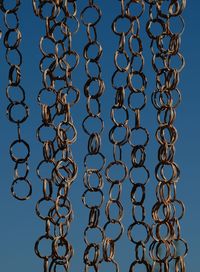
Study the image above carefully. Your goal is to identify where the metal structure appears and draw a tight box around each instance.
[0,0,188,271]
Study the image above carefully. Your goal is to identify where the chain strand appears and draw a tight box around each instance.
[1,0,32,201]
[33,1,79,271]
[146,1,188,271]
[125,1,152,271]
[81,1,105,271]
[102,1,131,270]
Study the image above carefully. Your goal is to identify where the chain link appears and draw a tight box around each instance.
[33,1,79,271]
[81,1,105,271]
[1,0,32,201]
[146,1,188,271]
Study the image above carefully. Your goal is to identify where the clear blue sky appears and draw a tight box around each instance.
[0,1,199,271]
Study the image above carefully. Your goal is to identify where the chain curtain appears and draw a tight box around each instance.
[0,0,188,271]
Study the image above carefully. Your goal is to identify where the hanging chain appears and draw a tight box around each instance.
[125,1,151,271]
[146,1,188,271]
[33,1,79,271]
[102,1,131,270]
[1,0,32,201]
[81,1,105,271]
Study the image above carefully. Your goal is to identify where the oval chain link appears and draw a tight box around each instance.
[81,1,105,271]
[33,1,79,271]
[146,1,188,271]
[1,0,32,201]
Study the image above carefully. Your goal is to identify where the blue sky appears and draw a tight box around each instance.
[0,1,199,271]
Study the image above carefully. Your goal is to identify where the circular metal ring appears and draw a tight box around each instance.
[4,28,22,49]
[105,160,128,184]
[6,84,25,103]
[1,0,20,13]
[81,4,102,27]
[10,139,30,163]
[7,101,29,124]
[11,177,32,201]
[112,14,132,36]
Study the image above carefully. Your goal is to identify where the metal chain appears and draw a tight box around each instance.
[102,1,131,270]
[125,1,151,271]
[33,1,79,271]
[0,0,32,201]
[146,1,188,271]
[81,1,105,271]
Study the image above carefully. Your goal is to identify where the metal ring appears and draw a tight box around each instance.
[11,177,32,201]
